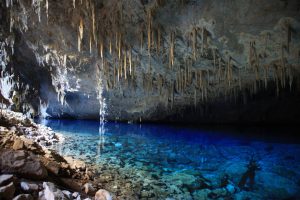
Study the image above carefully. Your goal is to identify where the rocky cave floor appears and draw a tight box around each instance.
[1,110,300,200]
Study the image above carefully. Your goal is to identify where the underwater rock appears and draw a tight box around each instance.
[12,194,34,200]
[64,156,86,171]
[0,182,15,200]
[0,150,48,180]
[95,189,112,200]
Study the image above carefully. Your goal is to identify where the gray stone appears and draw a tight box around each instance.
[20,181,39,192]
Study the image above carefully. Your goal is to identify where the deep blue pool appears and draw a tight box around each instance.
[40,119,300,199]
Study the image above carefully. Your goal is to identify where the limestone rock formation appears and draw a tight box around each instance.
[0,0,300,123]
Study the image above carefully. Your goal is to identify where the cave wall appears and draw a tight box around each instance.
[0,0,300,123]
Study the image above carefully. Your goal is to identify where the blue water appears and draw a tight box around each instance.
[40,120,300,200]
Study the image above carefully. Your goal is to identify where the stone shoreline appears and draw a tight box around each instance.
[0,109,112,200]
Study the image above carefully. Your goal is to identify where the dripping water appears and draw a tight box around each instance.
[97,64,106,157]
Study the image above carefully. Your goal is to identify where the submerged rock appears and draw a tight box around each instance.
[95,189,112,200]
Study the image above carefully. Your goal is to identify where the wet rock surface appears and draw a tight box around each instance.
[0,110,112,200]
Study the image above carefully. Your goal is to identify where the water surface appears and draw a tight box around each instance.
[40,120,300,200]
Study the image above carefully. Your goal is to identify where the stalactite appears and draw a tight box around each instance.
[201,27,204,55]
[227,57,232,87]
[118,32,122,60]
[194,88,197,109]
[73,0,76,8]
[46,0,49,21]
[124,51,127,80]
[89,35,92,54]
[263,65,268,89]
[157,28,161,56]
[192,28,197,60]
[140,30,144,51]
[129,48,132,76]
[78,17,84,52]
[9,11,14,33]
[109,37,112,54]
[239,68,242,91]
[92,4,96,42]
[147,10,152,56]
[100,41,104,58]
[169,32,175,69]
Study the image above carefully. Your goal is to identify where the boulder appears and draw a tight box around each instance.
[13,194,34,200]
[95,189,112,200]
[60,178,82,191]
[0,150,48,180]
[20,181,39,192]
[40,182,67,200]
[0,182,15,200]
[64,157,86,171]
[0,174,14,186]
[12,138,25,150]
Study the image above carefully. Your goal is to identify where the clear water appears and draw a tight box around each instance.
[40,120,300,200]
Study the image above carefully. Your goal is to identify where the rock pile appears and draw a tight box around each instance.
[0,110,113,200]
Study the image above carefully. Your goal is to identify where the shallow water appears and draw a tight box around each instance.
[40,120,300,200]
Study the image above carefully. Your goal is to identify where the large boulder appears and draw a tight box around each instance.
[0,150,48,180]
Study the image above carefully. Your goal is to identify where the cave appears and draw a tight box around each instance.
[0,0,300,199]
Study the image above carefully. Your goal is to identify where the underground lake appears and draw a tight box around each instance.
[1,0,300,199]
[37,119,300,199]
